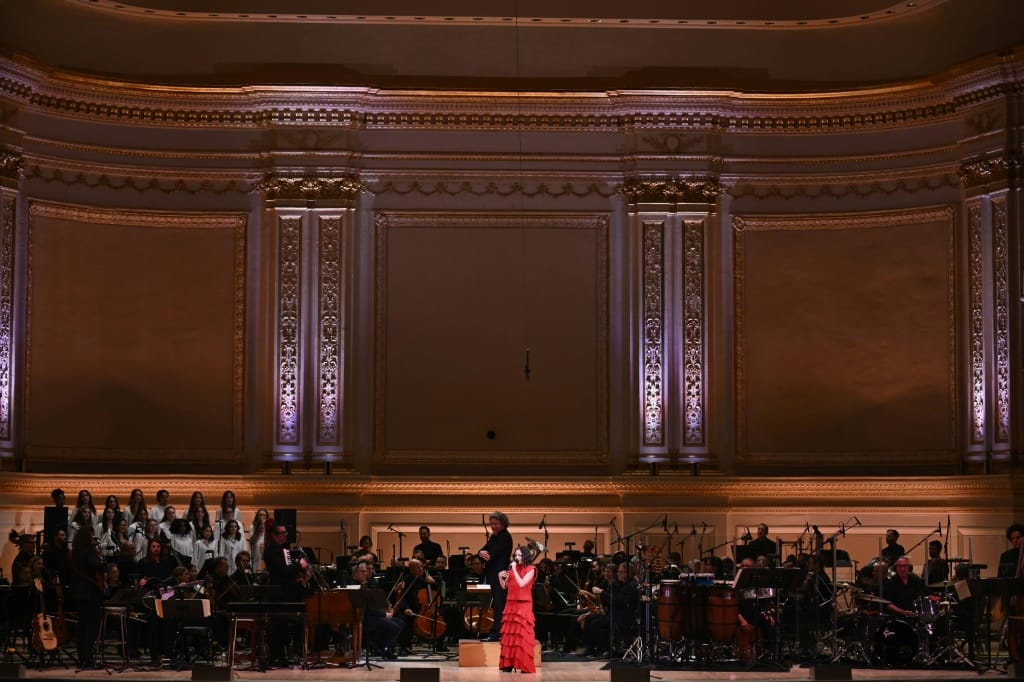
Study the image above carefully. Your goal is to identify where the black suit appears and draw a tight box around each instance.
[479,528,513,635]
[999,546,1023,578]
[263,540,307,663]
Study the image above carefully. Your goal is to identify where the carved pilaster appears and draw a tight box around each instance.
[0,194,14,440]
[967,200,985,445]
[276,216,302,445]
[317,216,343,446]
[992,196,1010,443]
[258,174,361,208]
[642,221,665,446]
[682,219,705,446]
[622,177,722,212]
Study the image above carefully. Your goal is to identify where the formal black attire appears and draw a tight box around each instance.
[999,546,1023,578]
[347,577,402,656]
[883,573,924,612]
[480,528,513,638]
[582,578,638,656]
[413,540,444,565]
[745,538,777,563]
[70,546,105,667]
[880,543,905,564]
[263,539,309,664]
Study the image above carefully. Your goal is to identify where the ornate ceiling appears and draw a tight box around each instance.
[0,0,1020,91]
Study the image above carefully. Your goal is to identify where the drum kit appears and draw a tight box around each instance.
[830,580,970,668]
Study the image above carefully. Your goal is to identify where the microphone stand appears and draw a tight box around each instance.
[387,525,407,567]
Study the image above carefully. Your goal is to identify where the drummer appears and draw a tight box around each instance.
[883,556,930,619]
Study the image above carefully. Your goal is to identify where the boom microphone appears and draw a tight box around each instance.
[662,515,668,532]
[936,523,942,537]
[538,515,546,530]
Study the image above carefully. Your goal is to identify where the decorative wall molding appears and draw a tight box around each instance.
[0,150,24,183]
[992,195,1010,443]
[22,162,250,195]
[682,219,706,447]
[729,170,960,200]
[0,194,14,441]
[641,221,665,446]
[0,54,1018,133]
[366,178,617,199]
[732,206,957,467]
[257,174,362,206]
[958,156,1018,192]
[622,177,723,209]
[316,215,343,446]
[0,471,1012,508]
[275,215,302,445]
[967,200,985,445]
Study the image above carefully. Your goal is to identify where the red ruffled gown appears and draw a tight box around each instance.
[499,564,537,672]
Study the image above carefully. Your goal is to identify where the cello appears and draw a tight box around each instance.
[411,584,447,642]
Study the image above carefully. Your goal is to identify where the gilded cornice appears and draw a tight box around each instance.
[729,167,961,200]
[366,178,617,199]
[0,473,1011,508]
[257,174,363,205]
[0,54,1018,134]
[621,177,723,208]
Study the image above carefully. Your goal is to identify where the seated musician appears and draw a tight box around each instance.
[883,556,930,618]
[232,550,256,587]
[998,523,1024,578]
[353,535,378,569]
[413,526,444,566]
[394,557,437,654]
[582,563,636,657]
[350,560,403,659]
[206,557,241,647]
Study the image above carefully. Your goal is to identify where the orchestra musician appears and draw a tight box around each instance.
[349,560,403,659]
[413,526,444,566]
[393,557,436,655]
[880,529,906,564]
[70,524,105,670]
[998,523,1024,578]
[232,550,255,586]
[478,511,513,642]
[263,522,309,667]
[884,556,928,618]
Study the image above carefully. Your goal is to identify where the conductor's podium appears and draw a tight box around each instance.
[457,640,542,668]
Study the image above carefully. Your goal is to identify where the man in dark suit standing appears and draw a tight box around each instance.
[478,511,513,641]
[263,522,308,666]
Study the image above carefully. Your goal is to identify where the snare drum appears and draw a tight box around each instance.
[916,596,938,624]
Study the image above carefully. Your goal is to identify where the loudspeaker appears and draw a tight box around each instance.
[811,663,853,681]
[0,663,26,678]
[191,663,232,681]
[43,506,67,544]
[273,508,297,545]
[400,668,440,682]
[609,667,650,682]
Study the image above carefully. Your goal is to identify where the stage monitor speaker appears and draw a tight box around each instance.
[43,506,68,544]
[400,668,440,682]
[191,663,232,681]
[610,667,649,682]
[811,664,853,681]
[0,663,25,678]
[273,508,297,545]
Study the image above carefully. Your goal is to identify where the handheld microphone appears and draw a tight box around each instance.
[538,515,546,530]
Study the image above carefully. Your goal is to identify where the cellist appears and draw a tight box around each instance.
[393,557,437,654]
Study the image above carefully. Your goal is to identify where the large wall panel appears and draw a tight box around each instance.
[733,207,956,469]
[25,202,246,469]
[374,212,608,467]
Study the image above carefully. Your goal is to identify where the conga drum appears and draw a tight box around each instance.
[656,580,685,640]
[707,585,739,643]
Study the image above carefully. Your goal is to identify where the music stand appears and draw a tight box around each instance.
[967,577,1024,672]
[346,588,385,671]
[155,599,211,670]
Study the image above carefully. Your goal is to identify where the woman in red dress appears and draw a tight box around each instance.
[499,545,538,673]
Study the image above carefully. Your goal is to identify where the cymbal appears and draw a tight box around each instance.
[928,582,951,589]
[945,558,970,563]
[854,594,892,605]
[836,582,862,592]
